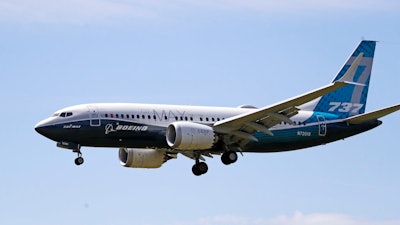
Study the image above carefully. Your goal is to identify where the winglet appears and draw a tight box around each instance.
[337,52,366,86]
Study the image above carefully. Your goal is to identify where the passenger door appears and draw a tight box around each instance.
[87,105,101,126]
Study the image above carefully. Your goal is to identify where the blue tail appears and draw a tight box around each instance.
[302,40,376,118]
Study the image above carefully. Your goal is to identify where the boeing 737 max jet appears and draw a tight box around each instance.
[35,41,400,176]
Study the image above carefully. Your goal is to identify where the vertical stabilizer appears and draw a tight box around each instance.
[301,40,376,118]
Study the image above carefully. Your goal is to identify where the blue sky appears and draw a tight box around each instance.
[1,1,400,225]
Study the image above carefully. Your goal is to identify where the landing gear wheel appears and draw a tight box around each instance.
[192,162,208,176]
[221,151,238,165]
[75,156,84,165]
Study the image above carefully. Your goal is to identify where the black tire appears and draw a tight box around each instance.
[227,151,238,163]
[221,151,238,165]
[75,157,84,165]
[192,164,202,176]
[197,162,208,174]
[221,153,231,165]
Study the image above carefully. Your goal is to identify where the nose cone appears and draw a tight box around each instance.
[34,118,54,138]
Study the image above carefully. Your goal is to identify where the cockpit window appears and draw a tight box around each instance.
[58,112,73,117]
[52,113,60,117]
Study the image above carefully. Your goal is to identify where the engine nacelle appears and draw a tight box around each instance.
[166,121,217,150]
[119,148,165,168]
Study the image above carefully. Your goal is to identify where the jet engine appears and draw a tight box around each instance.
[119,148,166,168]
[166,121,217,150]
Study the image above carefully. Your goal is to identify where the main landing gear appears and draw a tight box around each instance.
[191,150,239,176]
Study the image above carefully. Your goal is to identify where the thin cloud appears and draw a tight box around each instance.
[0,0,399,24]
[0,0,159,24]
[171,211,400,225]
[191,0,400,13]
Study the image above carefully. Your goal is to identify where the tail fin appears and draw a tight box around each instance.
[301,40,376,118]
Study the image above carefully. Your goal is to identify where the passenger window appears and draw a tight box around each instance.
[148,115,151,119]
[116,114,119,118]
[164,116,168,120]
[121,114,124,118]
[105,114,108,118]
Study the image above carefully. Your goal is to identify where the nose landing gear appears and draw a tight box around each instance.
[74,151,84,166]
[56,141,85,166]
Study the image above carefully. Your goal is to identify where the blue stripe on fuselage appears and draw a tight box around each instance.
[245,120,381,153]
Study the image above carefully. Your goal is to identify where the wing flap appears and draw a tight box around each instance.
[346,104,400,124]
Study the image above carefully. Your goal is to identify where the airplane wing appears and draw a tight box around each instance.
[213,81,348,146]
[345,104,400,124]
[212,52,364,148]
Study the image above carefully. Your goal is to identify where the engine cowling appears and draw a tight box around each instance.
[166,121,217,150]
[119,148,165,168]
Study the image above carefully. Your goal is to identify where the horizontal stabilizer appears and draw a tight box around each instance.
[346,104,400,124]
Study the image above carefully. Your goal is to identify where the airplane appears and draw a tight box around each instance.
[35,40,400,176]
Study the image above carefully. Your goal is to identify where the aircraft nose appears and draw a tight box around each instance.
[34,119,52,137]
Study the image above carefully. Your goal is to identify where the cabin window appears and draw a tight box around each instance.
[211,118,215,122]
[190,117,193,121]
[153,115,156,120]
[142,115,145,119]
[116,114,119,118]
[105,114,108,118]
[164,116,168,120]
[175,116,178,120]
[121,114,124,118]
[206,118,209,122]
[200,118,203,121]
[148,115,151,119]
